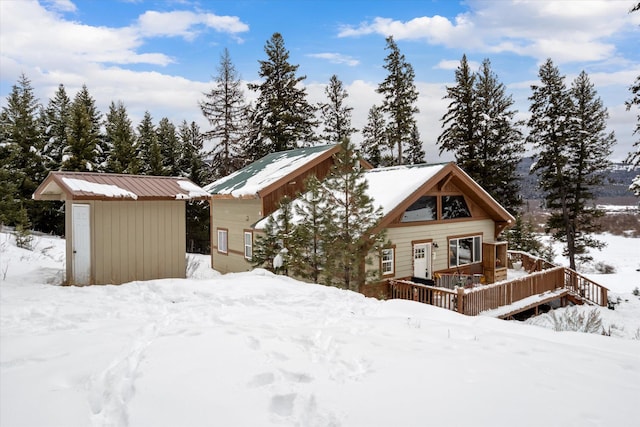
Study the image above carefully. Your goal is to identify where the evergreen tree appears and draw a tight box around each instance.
[377,36,419,165]
[290,175,331,283]
[0,74,48,231]
[360,105,388,167]
[473,58,524,212]
[438,54,478,171]
[40,84,71,171]
[136,112,163,175]
[528,60,614,270]
[200,48,248,179]
[504,214,543,256]
[405,122,425,165]
[104,101,138,174]
[320,139,386,291]
[157,117,181,176]
[625,74,640,195]
[252,196,296,275]
[246,32,318,161]
[179,120,213,254]
[318,74,357,143]
[63,85,102,172]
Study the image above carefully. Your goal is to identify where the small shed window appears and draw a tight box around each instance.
[381,247,395,276]
[244,231,253,260]
[217,229,228,254]
[449,235,481,267]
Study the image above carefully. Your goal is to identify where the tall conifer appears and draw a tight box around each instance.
[318,75,357,143]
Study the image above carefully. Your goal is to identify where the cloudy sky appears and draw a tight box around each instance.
[1,0,639,162]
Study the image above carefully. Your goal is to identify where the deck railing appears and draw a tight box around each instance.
[386,253,609,316]
[389,280,460,312]
[435,273,483,290]
[507,250,556,272]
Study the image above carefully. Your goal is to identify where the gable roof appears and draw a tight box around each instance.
[254,162,514,232]
[204,144,340,198]
[33,171,210,201]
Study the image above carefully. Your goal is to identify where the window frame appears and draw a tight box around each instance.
[380,246,396,277]
[243,230,253,260]
[217,228,228,255]
[448,235,482,268]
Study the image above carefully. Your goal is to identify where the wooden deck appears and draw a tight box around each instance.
[383,251,609,317]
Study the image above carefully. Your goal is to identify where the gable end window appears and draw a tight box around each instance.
[381,247,395,276]
[449,235,481,267]
[244,231,253,260]
[217,229,228,254]
[442,195,471,219]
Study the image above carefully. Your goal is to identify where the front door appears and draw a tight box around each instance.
[413,243,432,280]
[72,204,91,284]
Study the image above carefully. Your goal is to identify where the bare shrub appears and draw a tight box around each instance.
[594,261,616,274]
[547,307,603,334]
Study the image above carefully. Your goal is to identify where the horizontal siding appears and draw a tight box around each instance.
[370,219,496,280]
[210,198,262,273]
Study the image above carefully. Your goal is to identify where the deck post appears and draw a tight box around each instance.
[457,287,465,314]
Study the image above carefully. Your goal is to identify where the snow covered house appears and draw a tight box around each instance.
[205,144,515,289]
[33,171,209,286]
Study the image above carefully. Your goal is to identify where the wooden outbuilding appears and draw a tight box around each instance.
[33,171,209,285]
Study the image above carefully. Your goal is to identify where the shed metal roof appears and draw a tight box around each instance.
[204,144,339,198]
[33,171,210,201]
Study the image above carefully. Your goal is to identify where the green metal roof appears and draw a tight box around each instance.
[204,144,338,197]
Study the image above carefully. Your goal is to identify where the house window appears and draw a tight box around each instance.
[244,231,253,260]
[401,196,437,222]
[217,229,228,254]
[449,235,481,267]
[441,195,471,219]
[381,247,395,276]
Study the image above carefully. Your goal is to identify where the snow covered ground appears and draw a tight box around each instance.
[1,230,639,427]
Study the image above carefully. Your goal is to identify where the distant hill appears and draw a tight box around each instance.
[516,157,639,200]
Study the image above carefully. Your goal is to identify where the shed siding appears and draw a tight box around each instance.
[368,219,496,280]
[211,198,262,273]
[65,200,186,285]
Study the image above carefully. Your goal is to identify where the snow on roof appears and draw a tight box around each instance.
[204,145,337,197]
[33,172,210,201]
[254,163,447,229]
[364,163,446,216]
[62,177,138,200]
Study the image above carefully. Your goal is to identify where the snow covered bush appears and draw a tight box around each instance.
[534,307,604,334]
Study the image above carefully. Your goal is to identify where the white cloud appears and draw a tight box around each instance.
[435,59,481,71]
[307,53,359,66]
[338,0,639,64]
[136,10,249,41]
[43,0,76,13]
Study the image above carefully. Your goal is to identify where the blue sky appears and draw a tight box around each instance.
[1,0,639,162]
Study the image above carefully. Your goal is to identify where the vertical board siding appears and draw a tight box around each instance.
[91,200,186,285]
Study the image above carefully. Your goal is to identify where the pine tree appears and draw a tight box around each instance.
[63,85,102,172]
[360,105,388,167]
[473,58,524,213]
[318,74,357,143]
[377,36,419,165]
[200,48,248,179]
[246,32,318,161]
[157,117,181,176]
[104,101,138,174]
[625,74,639,195]
[504,214,543,256]
[40,84,71,171]
[136,112,163,175]
[528,60,614,270]
[252,196,296,274]
[320,139,386,291]
[405,122,425,165]
[179,120,213,254]
[290,175,331,283]
[0,74,48,231]
[438,54,478,171]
